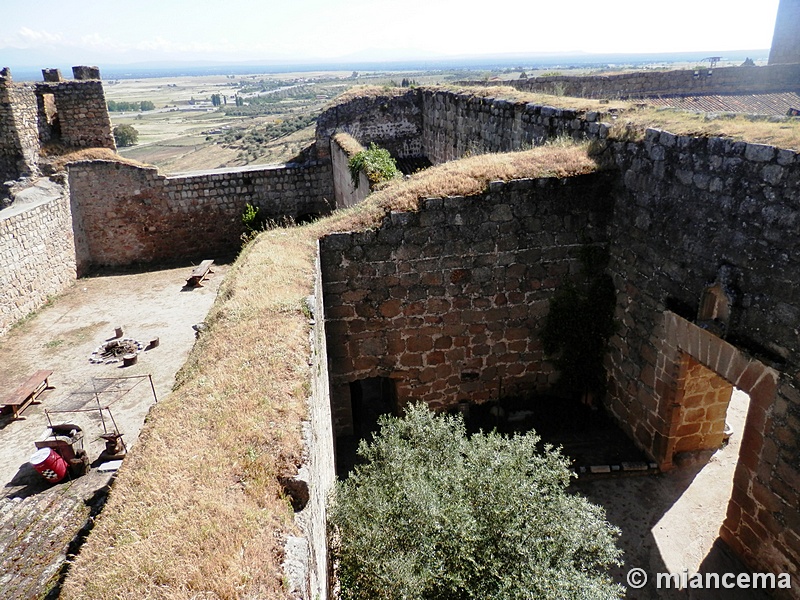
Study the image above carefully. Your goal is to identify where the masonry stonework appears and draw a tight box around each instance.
[68,160,333,272]
[319,88,800,593]
[320,174,613,435]
[0,185,77,336]
[0,72,39,182]
[510,64,800,99]
[330,133,369,209]
[315,89,423,161]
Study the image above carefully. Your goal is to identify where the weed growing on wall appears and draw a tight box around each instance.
[347,143,401,188]
[329,404,623,600]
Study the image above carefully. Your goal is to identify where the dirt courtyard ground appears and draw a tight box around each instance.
[0,259,771,599]
[0,263,227,494]
[573,390,769,599]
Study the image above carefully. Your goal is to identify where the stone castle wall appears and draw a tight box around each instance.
[0,66,115,184]
[420,89,608,164]
[330,133,369,209]
[315,89,424,161]
[320,174,613,435]
[68,160,333,272]
[0,75,39,181]
[0,188,77,336]
[41,78,115,150]
[511,64,800,99]
[316,88,800,590]
[603,129,800,590]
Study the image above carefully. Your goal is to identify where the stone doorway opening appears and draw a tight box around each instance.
[350,377,397,441]
[335,377,397,478]
[671,354,740,456]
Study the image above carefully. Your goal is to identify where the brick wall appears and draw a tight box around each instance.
[319,173,613,435]
[0,185,77,336]
[68,160,334,271]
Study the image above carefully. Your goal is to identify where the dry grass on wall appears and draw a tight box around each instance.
[59,142,597,599]
[60,228,320,600]
[319,142,601,232]
[613,107,800,150]
[41,146,152,172]
[331,132,365,157]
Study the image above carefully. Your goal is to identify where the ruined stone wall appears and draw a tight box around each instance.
[320,173,613,435]
[41,79,115,150]
[318,88,611,168]
[0,188,77,336]
[299,246,337,600]
[511,64,800,99]
[68,160,333,272]
[420,89,608,164]
[330,133,369,209]
[315,89,423,160]
[769,0,800,65]
[604,129,800,590]
[0,76,39,181]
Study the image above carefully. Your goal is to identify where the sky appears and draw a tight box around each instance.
[0,0,782,68]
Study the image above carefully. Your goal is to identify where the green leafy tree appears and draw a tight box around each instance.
[139,100,155,111]
[113,124,139,147]
[329,404,624,600]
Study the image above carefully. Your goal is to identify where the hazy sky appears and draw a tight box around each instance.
[0,0,781,66]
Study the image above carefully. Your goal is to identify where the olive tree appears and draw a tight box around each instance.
[329,404,624,600]
[113,124,139,147]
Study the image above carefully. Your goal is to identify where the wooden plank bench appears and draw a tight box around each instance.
[2,370,54,420]
[186,259,214,287]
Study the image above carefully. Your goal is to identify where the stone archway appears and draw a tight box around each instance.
[659,312,782,572]
[661,312,778,471]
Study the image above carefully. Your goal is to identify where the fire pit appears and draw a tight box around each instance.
[89,338,144,364]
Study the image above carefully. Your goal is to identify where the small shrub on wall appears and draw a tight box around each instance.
[347,143,401,188]
[329,404,624,600]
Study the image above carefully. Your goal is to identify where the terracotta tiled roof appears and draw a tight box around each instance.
[645,92,800,116]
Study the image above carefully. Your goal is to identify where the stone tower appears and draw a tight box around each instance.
[769,0,800,64]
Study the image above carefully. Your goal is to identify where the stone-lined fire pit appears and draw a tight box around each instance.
[89,338,144,365]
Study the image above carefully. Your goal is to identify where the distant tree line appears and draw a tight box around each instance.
[220,113,318,148]
[107,100,156,112]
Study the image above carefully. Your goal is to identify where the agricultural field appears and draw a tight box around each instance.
[105,70,446,173]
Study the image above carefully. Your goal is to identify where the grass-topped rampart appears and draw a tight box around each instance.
[59,142,600,598]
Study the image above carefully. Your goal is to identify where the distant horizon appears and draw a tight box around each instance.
[3,48,773,82]
[2,0,780,77]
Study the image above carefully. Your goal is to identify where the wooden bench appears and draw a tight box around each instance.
[2,370,54,420]
[186,259,214,287]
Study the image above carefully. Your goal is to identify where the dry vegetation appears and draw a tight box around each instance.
[331,132,365,157]
[40,147,151,172]
[60,229,317,599]
[322,141,600,232]
[59,142,597,598]
[610,107,800,150]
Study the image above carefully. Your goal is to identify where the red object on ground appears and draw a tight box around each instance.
[29,447,68,483]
